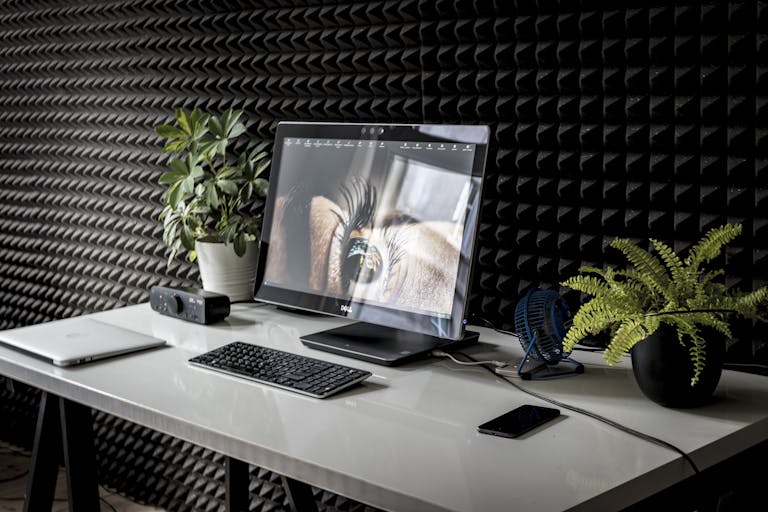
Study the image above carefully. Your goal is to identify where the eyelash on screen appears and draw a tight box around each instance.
[333,178,407,287]
[380,225,408,293]
[333,178,376,242]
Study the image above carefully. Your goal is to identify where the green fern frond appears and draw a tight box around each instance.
[603,316,659,365]
[700,269,725,284]
[685,330,707,386]
[685,224,742,272]
[667,318,710,387]
[657,313,729,385]
[610,238,670,290]
[610,271,649,294]
[650,239,684,282]
[670,312,732,339]
[686,278,725,310]
[730,287,768,322]
[561,275,611,298]
[576,265,608,276]
[614,269,664,305]
[562,299,627,352]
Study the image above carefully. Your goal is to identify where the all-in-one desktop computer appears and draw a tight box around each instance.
[189,121,489,396]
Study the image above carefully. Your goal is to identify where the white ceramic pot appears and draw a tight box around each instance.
[195,240,259,302]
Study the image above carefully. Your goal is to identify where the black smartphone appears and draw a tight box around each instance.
[477,404,560,438]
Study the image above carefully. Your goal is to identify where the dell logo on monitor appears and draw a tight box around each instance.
[340,304,352,314]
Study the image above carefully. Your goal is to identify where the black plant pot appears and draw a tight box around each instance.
[631,325,724,408]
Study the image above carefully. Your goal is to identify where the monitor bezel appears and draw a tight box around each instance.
[254,121,489,341]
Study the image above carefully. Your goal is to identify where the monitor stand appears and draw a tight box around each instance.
[300,322,479,366]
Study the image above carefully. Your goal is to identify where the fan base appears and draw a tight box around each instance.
[519,359,584,380]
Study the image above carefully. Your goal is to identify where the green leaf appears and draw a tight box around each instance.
[190,164,205,179]
[197,134,218,152]
[169,156,188,175]
[249,151,269,164]
[185,153,200,176]
[221,109,243,134]
[252,177,269,197]
[175,109,192,135]
[163,139,189,153]
[162,218,179,247]
[234,233,246,257]
[155,124,187,139]
[206,183,219,209]
[180,223,195,250]
[208,115,225,139]
[170,182,189,209]
[217,179,238,196]
[228,122,246,139]
[158,204,172,221]
[240,182,252,203]
[252,159,269,179]
[248,141,270,160]
[167,239,181,267]
[158,170,185,185]
[190,111,210,140]
[217,167,238,180]
[181,175,195,195]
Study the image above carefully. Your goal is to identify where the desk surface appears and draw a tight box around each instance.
[1,303,767,511]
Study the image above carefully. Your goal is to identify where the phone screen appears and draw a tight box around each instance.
[477,404,560,438]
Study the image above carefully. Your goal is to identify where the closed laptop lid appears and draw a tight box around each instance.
[0,316,166,366]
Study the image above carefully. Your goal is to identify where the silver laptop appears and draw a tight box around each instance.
[0,316,166,366]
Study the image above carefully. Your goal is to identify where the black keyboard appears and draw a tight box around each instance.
[189,341,372,398]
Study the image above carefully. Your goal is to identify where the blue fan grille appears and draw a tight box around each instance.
[514,289,572,365]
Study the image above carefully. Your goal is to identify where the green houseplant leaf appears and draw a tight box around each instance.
[561,224,768,386]
[155,108,271,263]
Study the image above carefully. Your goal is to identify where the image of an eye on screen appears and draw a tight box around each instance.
[264,138,476,318]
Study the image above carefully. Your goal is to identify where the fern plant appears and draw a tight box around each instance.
[561,224,768,385]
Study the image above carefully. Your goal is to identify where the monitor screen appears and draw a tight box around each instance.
[254,122,489,342]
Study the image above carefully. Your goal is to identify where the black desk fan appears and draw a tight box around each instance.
[513,288,584,379]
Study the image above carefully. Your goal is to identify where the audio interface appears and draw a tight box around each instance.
[149,286,230,324]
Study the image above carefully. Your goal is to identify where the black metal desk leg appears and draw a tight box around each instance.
[22,392,100,512]
[24,391,62,512]
[225,456,250,512]
[281,476,318,512]
[59,397,99,511]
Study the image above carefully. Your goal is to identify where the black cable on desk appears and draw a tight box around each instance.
[450,351,701,475]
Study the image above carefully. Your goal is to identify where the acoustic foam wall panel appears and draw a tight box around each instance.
[1,0,767,510]
[417,2,768,349]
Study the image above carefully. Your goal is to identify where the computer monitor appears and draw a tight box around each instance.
[254,122,489,365]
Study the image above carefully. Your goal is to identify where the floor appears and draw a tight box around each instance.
[0,441,164,512]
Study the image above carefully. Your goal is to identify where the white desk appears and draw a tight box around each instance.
[1,302,767,511]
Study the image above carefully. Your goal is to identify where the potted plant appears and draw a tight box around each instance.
[561,224,768,407]
[155,108,270,301]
